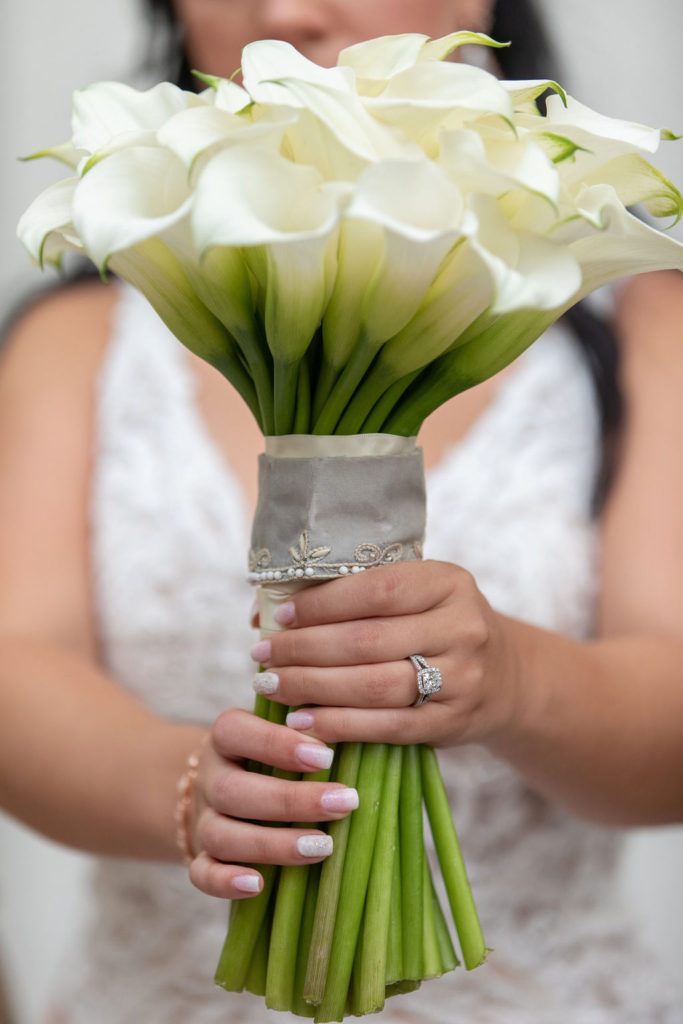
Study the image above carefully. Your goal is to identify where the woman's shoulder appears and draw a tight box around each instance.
[1,276,120,389]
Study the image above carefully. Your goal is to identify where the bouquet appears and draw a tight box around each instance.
[18,30,683,1021]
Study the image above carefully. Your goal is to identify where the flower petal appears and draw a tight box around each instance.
[71,81,203,153]
[466,195,582,312]
[72,146,192,269]
[16,177,80,266]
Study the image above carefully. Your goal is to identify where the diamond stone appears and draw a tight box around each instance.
[417,667,441,696]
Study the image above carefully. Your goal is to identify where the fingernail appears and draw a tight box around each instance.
[296,743,334,770]
[273,601,296,626]
[250,639,271,664]
[297,835,333,858]
[287,710,314,730]
[320,788,359,813]
[253,671,279,695]
[234,874,262,894]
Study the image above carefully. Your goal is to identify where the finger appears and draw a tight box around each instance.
[255,607,449,669]
[197,809,334,866]
[284,703,457,747]
[189,853,264,900]
[271,561,460,628]
[210,708,335,773]
[253,658,444,709]
[204,760,359,822]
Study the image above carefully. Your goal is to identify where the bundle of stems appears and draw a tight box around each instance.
[215,689,486,1020]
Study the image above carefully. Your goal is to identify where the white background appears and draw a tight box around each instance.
[1,1,682,1021]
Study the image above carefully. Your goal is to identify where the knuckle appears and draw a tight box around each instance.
[371,566,403,609]
[207,860,232,899]
[211,708,243,751]
[465,608,490,650]
[383,709,408,744]
[365,666,395,705]
[210,770,234,814]
[352,621,383,660]
[197,809,222,857]
[279,782,301,822]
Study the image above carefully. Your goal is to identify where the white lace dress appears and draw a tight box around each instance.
[49,286,679,1023]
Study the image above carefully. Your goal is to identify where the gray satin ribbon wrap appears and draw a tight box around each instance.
[248,438,426,584]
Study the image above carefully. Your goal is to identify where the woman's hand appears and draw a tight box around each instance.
[249,561,521,749]
[187,709,359,900]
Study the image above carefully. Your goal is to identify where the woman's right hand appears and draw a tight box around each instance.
[187,708,359,899]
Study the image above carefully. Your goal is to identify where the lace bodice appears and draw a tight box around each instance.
[51,285,678,1023]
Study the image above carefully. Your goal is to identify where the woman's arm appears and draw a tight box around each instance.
[0,286,355,895]
[248,271,683,828]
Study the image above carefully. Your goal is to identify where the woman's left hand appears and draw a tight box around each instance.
[249,560,521,748]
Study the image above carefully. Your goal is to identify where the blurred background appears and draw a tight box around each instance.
[1,1,682,1021]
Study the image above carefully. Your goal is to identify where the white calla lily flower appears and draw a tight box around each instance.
[71,146,193,271]
[17,177,81,267]
[241,39,355,106]
[157,103,297,173]
[71,80,203,153]
[17,30,683,440]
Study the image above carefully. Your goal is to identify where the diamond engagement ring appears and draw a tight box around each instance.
[408,655,443,706]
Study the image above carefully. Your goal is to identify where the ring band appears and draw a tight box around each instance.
[408,654,443,706]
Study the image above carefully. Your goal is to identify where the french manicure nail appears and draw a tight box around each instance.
[250,639,271,664]
[297,835,333,858]
[273,601,296,626]
[296,743,334,770]
[253,671,279,695]
[320,788,359,813]
[287,711,315,730]
[233,874,262,894]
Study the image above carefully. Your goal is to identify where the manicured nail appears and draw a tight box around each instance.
[253,671,279,695]
[250,639,271,664]
[297,835,333,858]
[296,743,334,770]
[287,710,315,731]
[320,788,359,813]
[273,601,296,626]
[233,874,262,894]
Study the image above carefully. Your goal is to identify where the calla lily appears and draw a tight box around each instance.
[315,158,465,429]
[339,31,509,96]
[241,39,355,106]
[71,146,192,271]
[71,80,203,153]
[192,144,345,431]
[157,103,297,175]
[17,177,81,268]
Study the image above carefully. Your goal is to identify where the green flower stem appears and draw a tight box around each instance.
[291,864,321,1018]
[244,909,270,997]
[266,765,332,1012]
[294,356,312,434]
[420,745,487,970]
[385,818,403,985]
[274,358,301,435]
[399,744,424,981]
[385,980,421,998]
[315,743,389,1023]
[360,371,422,435]
[311,356,342,425]
[214,863,279,992]
[430,872,459,975]
[312,338,380,435]
[304,742,363,1005]
[421,855,442,980]
[357,744,403,1015]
